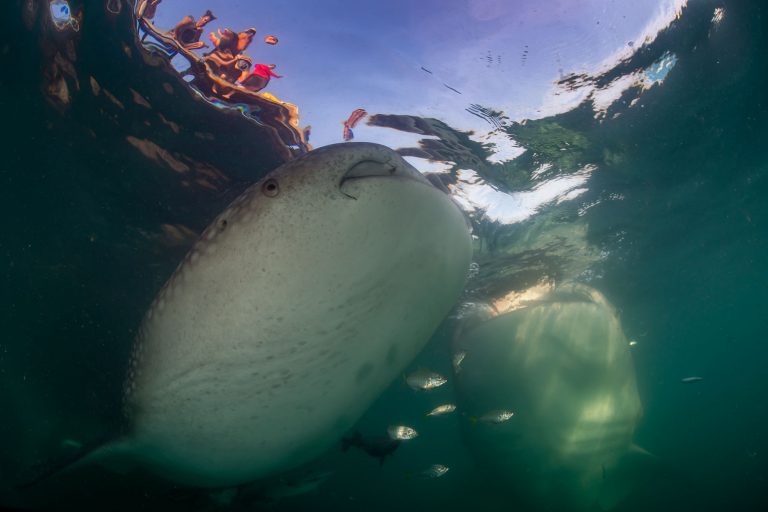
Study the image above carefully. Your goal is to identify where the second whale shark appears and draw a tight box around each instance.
[454,284,654,511]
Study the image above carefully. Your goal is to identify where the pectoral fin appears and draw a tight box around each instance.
[15,437,138,490]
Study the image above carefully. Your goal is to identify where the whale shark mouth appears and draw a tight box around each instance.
[339,158,430,199]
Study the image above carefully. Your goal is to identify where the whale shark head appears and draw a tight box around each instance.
[254,142,431,199]
[199,142,434,239]
[88,142,473,487]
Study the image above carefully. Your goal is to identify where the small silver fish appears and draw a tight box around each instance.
[426,404,457,417]
[474,409,514,424]
[405,368,447,391]
[419,464,450,478]
[628,340,638,346]
[387,425,418,441]
[681,376,703,383]
[452,351,467,373]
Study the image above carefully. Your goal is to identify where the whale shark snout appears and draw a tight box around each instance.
[341,153,429,183]
[339,157,430,199]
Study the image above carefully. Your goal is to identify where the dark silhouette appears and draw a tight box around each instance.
[342,431,401,466]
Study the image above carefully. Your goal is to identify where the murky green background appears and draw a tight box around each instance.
[1,0,766,510]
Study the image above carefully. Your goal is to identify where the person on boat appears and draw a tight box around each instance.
[209,27,238,57]
[209,27,256,57]
[171,10,216,50]
[236,28,257,54]
[138,0,162,20]
[239,63,282,92]
[205,28,252,82]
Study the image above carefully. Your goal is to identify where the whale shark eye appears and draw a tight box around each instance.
[262,178,279,197]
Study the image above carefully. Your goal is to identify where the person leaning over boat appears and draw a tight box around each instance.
[172,10,216,50]
[238,63,282,92]
[137,0,162,20]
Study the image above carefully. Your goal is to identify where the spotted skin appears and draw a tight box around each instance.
[85,143,471,488]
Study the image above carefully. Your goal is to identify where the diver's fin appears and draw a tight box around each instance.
[598,444,658,510]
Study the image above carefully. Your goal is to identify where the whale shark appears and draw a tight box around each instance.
[454,284,653,511]
[33,142,472,489]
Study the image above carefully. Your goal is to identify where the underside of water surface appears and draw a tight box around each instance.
[1,0,767,511]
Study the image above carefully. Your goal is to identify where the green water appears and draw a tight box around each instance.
[1,0,767,510]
